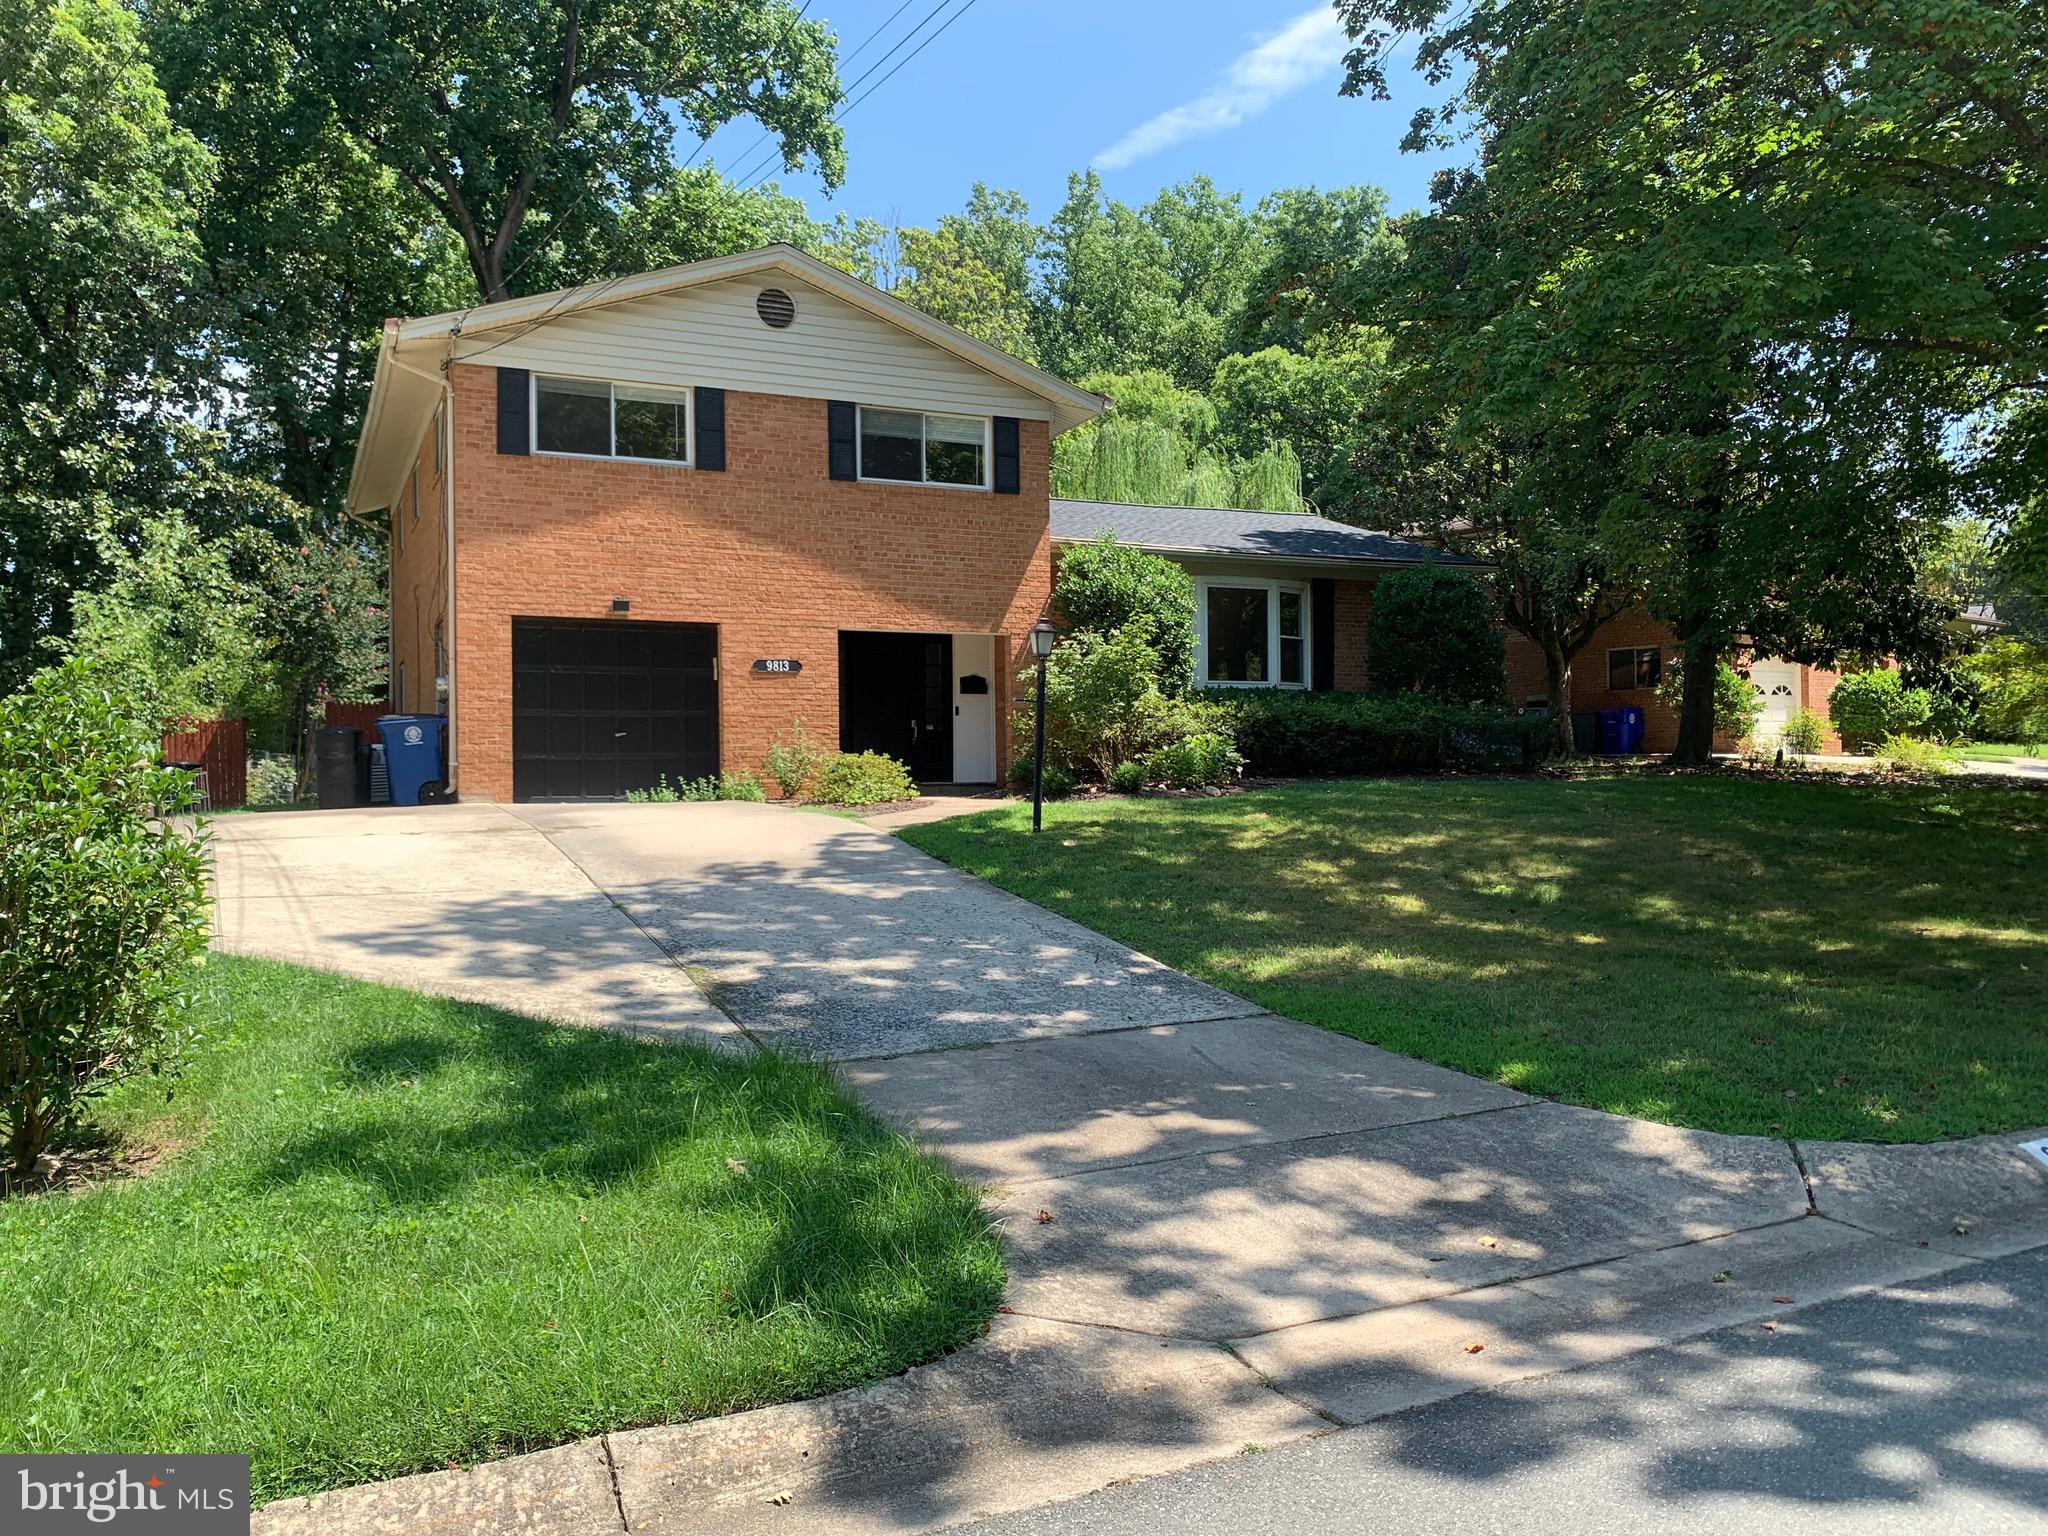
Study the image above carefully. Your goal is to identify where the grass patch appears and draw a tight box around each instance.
[1954,741,2044,763]
[0,955,1000,1502]
[902,776,2048,1143]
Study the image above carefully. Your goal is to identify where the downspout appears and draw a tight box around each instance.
[386,344,459,793]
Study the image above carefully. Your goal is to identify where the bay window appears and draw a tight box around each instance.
[1197,579,1311,688]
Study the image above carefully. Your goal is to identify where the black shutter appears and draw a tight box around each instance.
[1311,578,1337,692]
[827,400,857,481]
[496,367,530,455]
[694,386,726,470]
[992,416,1021,495]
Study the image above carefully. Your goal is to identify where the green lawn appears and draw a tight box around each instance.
[0,956,1000,1502]
[1955,741,2046,763]
[903,776,2048,1143]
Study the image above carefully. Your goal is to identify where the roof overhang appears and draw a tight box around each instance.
[1049,530,1485,575]
[347,245,1108,514]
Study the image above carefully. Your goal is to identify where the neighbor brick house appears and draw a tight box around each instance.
[1502,620,1849,756]
[347,246,1453,802]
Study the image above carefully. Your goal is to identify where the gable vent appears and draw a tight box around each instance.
[755,287,796,329]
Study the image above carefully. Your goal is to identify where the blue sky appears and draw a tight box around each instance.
[686,1,1468,230]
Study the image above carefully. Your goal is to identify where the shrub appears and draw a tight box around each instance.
[624,774,720,803]
[1009,758,1077,799]
[1959,640,2048,746]
[1,662,212,1181]
[1032,624,1180,780]
[1365,564,1505,705]
[812,752,918,807]
[1198,689,1554,775]
[1141,732,1244,789]
[1052,535,1198,695]
[1108,759,1146,794]
[1657,658,1763,745]
[762,718,824,800]
[1780,708,1828,757]
[1829,669,1934,753]
[1872,734,1957,776]
[247,752,300,805]
[717,770,767,803]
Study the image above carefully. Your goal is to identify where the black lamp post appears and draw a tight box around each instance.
[1028,618,1058,833]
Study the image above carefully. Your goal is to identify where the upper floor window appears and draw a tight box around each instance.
[534,375,689,464]
[859,407,987,488]
[1608,646,1661,690]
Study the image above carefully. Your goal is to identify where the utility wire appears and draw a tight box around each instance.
[710,0,923,185]
[736,0,983,194]
[727,0,969,190]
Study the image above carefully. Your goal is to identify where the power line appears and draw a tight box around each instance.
[713,0,925,187]
[681,0,821,171]
[738,0,983,194]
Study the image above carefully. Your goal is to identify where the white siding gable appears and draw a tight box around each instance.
[451,274,1052,421]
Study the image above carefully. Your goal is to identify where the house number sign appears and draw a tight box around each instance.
[751,658,803,675]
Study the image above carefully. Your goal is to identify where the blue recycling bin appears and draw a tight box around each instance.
[377,715,446,806]
[1597,708,1624,755]
[1619,706,1646,755]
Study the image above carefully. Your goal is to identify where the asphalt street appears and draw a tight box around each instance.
[954,1246,2048,1536]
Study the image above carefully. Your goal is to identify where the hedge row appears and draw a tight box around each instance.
[1194,689,1555,775]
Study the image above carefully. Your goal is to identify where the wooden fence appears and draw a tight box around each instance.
[160,719,247,810]
[322,700,390,736]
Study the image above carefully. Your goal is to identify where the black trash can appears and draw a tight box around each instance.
[1571,712,1600,755]
[315,726,362,809]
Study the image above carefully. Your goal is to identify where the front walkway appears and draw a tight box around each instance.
[214,801,2048,1536]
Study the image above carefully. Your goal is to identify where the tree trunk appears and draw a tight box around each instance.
[1672,633,1721,765]
[1541,633,1575,758]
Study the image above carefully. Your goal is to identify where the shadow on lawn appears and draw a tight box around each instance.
[253,993,998,1339]
[909,776,2048,1140]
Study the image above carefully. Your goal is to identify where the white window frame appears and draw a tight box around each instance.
[856,405,991,490]
[1195,578,1312,689]
[531,374,692,467]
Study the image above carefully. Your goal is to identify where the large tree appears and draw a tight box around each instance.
[1335,0,2023,761]
[0,0,212,691]
[191,0,848,304]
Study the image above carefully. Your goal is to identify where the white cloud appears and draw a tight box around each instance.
[1093,6,1348,172]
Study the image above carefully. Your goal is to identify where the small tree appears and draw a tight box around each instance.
[1366,564,1505,704]
[1,662,212,1183]
[1829,670,1935,754]
[1052,535,1198,695]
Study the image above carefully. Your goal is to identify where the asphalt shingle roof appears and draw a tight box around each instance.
[1049,499,1465,567]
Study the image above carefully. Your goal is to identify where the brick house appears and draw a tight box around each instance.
[1502,618,1848,755]
[346,246,1453,802]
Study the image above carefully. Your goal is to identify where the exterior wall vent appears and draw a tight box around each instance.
[756,288,797,329]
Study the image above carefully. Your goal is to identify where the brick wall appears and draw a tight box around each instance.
[444,364,1052,801]
[389,400,448,716]
[1503,608,1683,754]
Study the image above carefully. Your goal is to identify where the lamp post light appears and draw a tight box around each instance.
[1028,618,1058,833]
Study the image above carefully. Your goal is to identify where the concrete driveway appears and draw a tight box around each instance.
[220,800,2048,1536]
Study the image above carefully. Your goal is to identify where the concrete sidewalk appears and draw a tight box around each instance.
[214,801,2048,1536]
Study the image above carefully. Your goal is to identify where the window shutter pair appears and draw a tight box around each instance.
[497,367,726,470]
[826,400,1021,492]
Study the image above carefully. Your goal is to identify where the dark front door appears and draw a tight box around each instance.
[511,618,719,801]
[839,631,953,781]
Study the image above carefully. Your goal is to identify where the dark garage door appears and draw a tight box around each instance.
[512,619,718,801]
